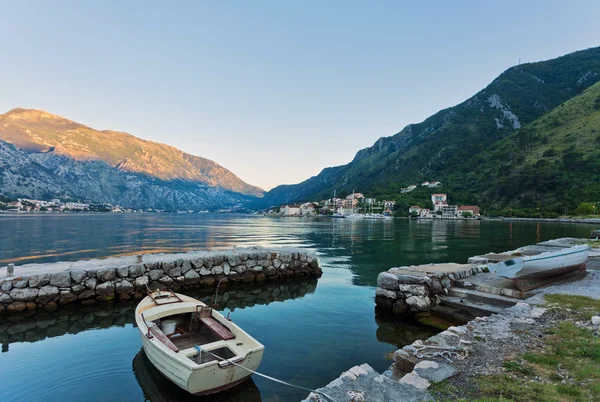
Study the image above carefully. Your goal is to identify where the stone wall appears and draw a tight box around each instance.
[375,264,488,316]
[0,247,321,314]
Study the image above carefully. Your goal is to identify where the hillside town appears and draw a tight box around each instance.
[0,197,137,213]
[275,192,395,217]
[409,193,480,218]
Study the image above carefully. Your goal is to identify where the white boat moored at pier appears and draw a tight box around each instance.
[135,290,264,396]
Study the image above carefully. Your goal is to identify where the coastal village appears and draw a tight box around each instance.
[0,198,135,213]
[275,181,481,219]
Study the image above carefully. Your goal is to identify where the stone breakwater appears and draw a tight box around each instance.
[0,247,321,314]
[375,263,488,316]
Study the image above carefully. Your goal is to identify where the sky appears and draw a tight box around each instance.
[1,1,599,191]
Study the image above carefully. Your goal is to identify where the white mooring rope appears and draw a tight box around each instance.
[193,346,338,402]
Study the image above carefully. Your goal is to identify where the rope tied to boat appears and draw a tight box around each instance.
[194,345,338,402]
[411,344,472,363]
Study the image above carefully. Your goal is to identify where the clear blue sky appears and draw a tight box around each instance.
[1,1,599,190]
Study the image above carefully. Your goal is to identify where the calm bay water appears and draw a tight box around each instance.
[0,214,595,401]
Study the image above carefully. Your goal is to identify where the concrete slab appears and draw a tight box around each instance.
[394,263,473,275]
[455,274,527,299]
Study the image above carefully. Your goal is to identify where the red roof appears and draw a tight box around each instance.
[410,205,421,209]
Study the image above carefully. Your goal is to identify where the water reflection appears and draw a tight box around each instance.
[133,350,262,402]
[0,278,318,352]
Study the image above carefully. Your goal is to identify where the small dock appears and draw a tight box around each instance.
[376,237,598,322]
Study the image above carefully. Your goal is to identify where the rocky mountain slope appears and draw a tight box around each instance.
[0,108,263,197]
[261,47,600,210]
[0,110,263,210]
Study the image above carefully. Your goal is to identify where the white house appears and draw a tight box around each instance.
[420,208,431,217]
[384,200,396,210]
[428,181,442,188]
[458,206,480,216]
[431,193,448,211]
[300,203,317,216]
[421,181,430,187]
[281,204,301,216]
[441,204,458,217]
[409,205,422,214]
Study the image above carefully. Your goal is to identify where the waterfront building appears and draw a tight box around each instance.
[458,205,480,216]
[280,204,302,216]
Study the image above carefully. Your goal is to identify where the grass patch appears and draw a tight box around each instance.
[433,295,600,401]
[544,294,600,320]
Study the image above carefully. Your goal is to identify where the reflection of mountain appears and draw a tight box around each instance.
[0,278,318,350]
[132,350,262,402]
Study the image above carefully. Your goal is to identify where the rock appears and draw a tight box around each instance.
[59,290,78,305]
[7,301,27,313]
[462,281,474,289]
[71,284,85,295]
[129,264,143,278]
[78,289,96,300]
[70,270,87,283]
[265,266,277,276]
[223,262,231,275]
[191,258,203,269]
[398,284,428,297]
[28,275,42,288]
[228,254,241,266]
[199,267,212,276]
[398,372,430,390]
[181,260,192,274]
[116,280,134,294]
[96,268,116,282]
[148,269,164,281]
[260,259,270,268]
[441,277,452,288]
[203,257,214,268]
[406,296,432,312]
[377,272,399,290]
[279,252,292,263]
[1,280,13,292]
[0,292,14,303]
[50,272,71,288]
[252,266,263,272]
[169,267,182,277]
[347,391,366,402]
[117,265,130,278]
[273,259,282,269]
[85,277,97,289]
[245,259,256,268]
[184,270,200,281]
[413,360,457,383]
[10,288,39,302]
[375,288,397,299]
[212,265,224,275]
[44,301,58,311]
[392,299,409,315]
[396,274,433,286]
[13,278,29,288]
[134,276,149,291]
[96,281,115,296]
[213,256,224,266]
[592,316,600,326]
[86,270,97,278]
[234,265,247,274]
[447,326,467,336]
[162,261,175,271]
[158,276,174,287]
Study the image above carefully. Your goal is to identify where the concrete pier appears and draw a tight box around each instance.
[0,246,321,314]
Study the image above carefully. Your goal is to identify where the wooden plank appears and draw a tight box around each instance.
[200,317,235,340]
[148,323,179,352]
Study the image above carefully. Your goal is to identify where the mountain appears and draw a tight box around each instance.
[261,46,600,211]
[0,109,263,210]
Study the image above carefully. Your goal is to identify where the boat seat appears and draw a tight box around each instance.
[148,323,179,353]
[199,317,235,341]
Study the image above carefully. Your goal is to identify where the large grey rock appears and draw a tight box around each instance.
[191,258,203,269]
[10,287,39,302]
[0,292,14,303]
[85,277,97,290]
[169,267,182,277]
[212,265,224,275]
[245,259,257,268]
[592,316,600,326]
[398,284,428,297]
[279,253,292,263]
[377,272,398,290]
[398,372,430,390]
[228,254,241,266]
[252,266,263,272]
[59,290,78,305]
[129,264,143,278]
[71,284,85,295]
[1,280,13,292]
[396,274,432,286]
[181,260,192,274]
[134,276,149,290]
[13,278,29,288]
[234,265,247,274]
[158,276,174,287]
[96,281,115,296]
[36,285,60,303]
[148,269,164,281]
[273,259,282,269]
[117,266,130,278]
[406,296,432,312]
[28,275,43,288]
[413,360,457,383]
[116,280,134,294]
[375,288,397,299]
[70,270,87,283]
[260,259,271,268]
[199,267,212,276]
[97,268,116,282]
[185,270,200,280]
[50,272,71,288]
[213,256,224,266]
[223,262,231,275]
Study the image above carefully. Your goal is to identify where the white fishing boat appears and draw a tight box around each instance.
[135,290,264,396]
[491,244,590,291]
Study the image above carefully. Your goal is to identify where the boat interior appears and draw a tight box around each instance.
[140,292,254,367]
